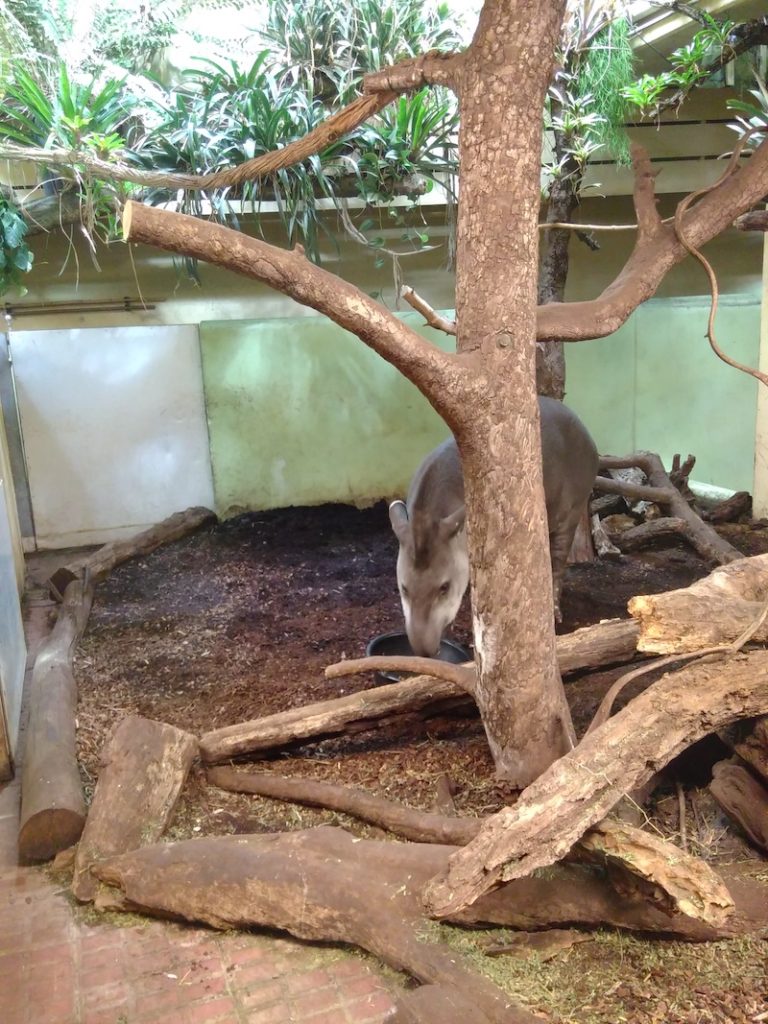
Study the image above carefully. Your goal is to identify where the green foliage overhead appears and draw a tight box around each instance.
[576,19,634,165]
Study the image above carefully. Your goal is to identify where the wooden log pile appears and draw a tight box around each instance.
[22,494,768,1023]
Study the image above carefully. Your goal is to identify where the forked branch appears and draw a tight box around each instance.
[536,139,768,341]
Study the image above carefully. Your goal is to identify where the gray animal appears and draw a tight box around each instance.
[389,396,599,657]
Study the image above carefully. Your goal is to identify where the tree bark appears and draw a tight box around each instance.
[450,0,573,786]
[628,553,768,654]
[18,580,93,863]
[48,505,216,600]
[72,716,198,901]
[720,716,768,785]
[199,617,640,763]
[424,647,768,918]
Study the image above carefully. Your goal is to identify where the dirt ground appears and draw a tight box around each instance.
[66,502,768,1024]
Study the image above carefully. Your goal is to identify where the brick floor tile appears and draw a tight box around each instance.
[298,1010,350,1024]
[133,984,182,1017]
[291,985,345,1018]
[231,960,285,987]
[185,995,240,1023]
[177,974,228,1002]
[244,1004,294,1024]
[284,969,336,996]
[345,991,396,1022]
[239,981,285,1009]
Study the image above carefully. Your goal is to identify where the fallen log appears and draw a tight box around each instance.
[73,716,198,901]
[610,517,688,552]
[19,579,94,863]
[47,505,216,600]
[200,617,641,762]
[595,452,741,564]
[94,827,538,1024]
[590,513,622,558]
[208,766,732,925]
[702,490,751,524]
[628,553,768,654]
[710,760,768,852]
[423,647,768,919]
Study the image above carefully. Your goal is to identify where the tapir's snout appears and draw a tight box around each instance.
[405,614,444,659]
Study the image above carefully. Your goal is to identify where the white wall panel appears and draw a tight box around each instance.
[12,326,214,548]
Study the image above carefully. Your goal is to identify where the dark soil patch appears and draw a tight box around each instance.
[68,501,768,1023]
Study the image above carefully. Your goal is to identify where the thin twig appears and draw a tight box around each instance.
[677,779,688,852]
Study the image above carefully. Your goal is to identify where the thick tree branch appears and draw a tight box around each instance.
[536,139,768,342]
[363,50,463,93]
[122,201,467,420]
[424,647,768,918]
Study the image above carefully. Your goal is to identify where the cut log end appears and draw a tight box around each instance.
[18,809,86,864]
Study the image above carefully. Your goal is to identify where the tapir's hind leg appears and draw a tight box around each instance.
[548,515,581,623]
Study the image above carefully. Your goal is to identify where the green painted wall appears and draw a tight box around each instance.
[200,313,454,515]
[565,295,760,492]
[202,294,760,514]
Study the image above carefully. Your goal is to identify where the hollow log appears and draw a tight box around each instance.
[424,647,768,918]
[628,553,768,654]
[47,505,216,600]
[72,716,198,901]
[200,617,641,763]
[94,828,538,1024]
[595,452,741,564]
[208,766,732,925]
[18,579,94,863]
[710,760,768,852]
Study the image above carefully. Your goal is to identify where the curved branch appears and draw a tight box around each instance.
[363,50,463,94]
[325,655,476,693]
[122,201,467,417]
[536,138,768,342]
[0,90,398,192]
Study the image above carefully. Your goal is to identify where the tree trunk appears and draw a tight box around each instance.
[453,0,573,786]
[536,165,580,399]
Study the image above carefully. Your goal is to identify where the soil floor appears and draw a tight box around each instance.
[37,503,768,1023]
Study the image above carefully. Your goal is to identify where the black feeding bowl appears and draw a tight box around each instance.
[366,631,472,683]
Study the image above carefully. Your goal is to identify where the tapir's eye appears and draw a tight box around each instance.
[439,582,450,597]
[401,586,409,599]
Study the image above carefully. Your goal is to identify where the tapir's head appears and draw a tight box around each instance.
[389,500,469,657]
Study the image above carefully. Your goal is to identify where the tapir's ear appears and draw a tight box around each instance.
[440,505,465,540]
[389,500,410,543]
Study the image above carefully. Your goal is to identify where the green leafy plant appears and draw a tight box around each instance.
[727,76,768,149]
[0,193,33,296]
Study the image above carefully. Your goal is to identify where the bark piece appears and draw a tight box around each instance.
[48,506,216,600]
[628,553,768,654]
[591,513,622,558]
[710,760,768,852]
[94,828,538,1024]
[18,580,93,863]
[423,647,768,918]
[578,819,733,923]
[595,452,742,564]
[200,618,641,763]
[208,767,731,925]
[72,716,198,901]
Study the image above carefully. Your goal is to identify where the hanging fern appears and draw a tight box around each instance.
[576,18,634,165]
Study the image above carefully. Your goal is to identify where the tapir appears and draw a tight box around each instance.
[389,396,599,656]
